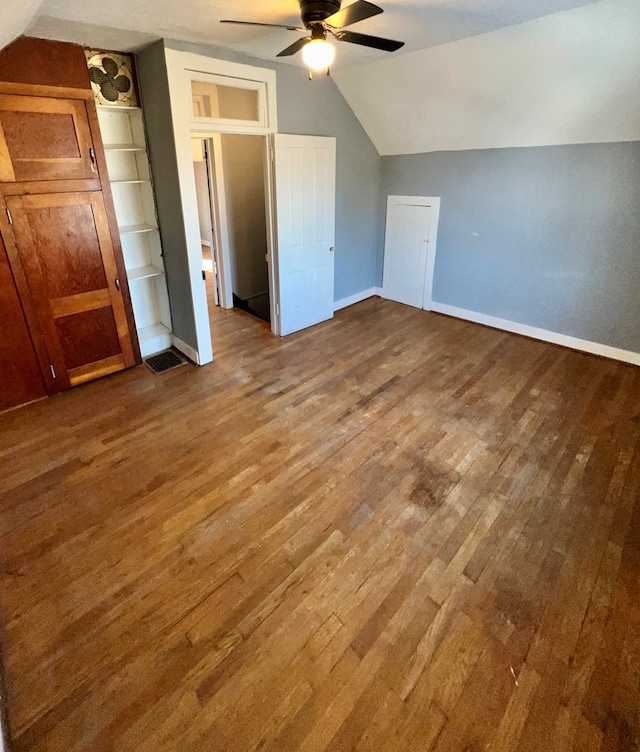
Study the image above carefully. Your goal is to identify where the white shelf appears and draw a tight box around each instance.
[137,323,173,357]
[97,105,173,356]
[104,143,145,152]
[138,323,171,341]
[98,104,142,112]
[119,223,157,235]
[127,264,165,281]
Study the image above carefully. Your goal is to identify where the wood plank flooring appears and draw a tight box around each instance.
[1,297,639,751]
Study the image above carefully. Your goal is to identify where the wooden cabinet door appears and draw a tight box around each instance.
[0,94,97,183]
[0,235,47,410]
[5,191,135,389]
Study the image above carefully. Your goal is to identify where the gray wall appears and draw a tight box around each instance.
[380,142,640,353]
[164,39,381,302]
[137,40,381,352]
[136,40,198,348]
[220,134,269,301]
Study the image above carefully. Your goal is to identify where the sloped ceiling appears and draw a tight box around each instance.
[332,0,640,154]
[8,0,601,67]
[4,0,635,159]
[2,0,42,51]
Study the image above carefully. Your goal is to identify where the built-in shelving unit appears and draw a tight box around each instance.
[97,105,172,357]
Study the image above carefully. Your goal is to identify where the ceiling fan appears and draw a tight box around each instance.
[221,1,405,73]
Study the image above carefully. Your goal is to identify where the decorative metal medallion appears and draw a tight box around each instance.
[85,50,138,106]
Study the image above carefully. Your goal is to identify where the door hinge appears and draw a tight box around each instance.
[89,147,96,164]
[6,208,12,225]
[270,145,275,162]
[202,270,206,281]
[276,303,280,316]
[49,364,56,379]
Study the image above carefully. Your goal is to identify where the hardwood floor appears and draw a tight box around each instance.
[1,297,639,751]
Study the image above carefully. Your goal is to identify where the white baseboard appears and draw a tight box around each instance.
[334,287,382,312]
[431,302,640,367]
[172,335,200,365]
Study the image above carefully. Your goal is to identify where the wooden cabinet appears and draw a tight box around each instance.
[4,191,136,388]
[0,235,46,411]
[0,94,98,183]
[0,37,140,411]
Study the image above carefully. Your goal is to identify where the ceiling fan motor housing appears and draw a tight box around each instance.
[299,0,342,27]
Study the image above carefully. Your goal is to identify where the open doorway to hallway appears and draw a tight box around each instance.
[191,135,271,328]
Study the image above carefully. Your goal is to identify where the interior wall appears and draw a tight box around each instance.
[136,40,381,351]
[135,41,196,348]
[164,39,381,303]
[220,134,268,302]
[380,141,640,354]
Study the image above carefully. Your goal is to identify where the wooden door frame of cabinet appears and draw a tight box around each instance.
[0,80,142,366]
[0,82,94,100]
[0,195,58,394]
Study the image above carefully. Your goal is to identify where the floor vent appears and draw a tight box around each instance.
[144,350,187,374]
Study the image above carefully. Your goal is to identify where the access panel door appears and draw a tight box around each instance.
[274,134,336,336]
[0,94,98,183]
[382,202,432,309]
[5,192,135,389]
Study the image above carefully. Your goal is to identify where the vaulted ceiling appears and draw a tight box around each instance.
[3,0,636,158]
[5,0,603,67]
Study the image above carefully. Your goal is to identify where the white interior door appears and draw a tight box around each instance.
[274,134,336,336]
[382,196,439,310]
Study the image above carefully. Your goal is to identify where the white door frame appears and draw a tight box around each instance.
[164,49,279,363]
[384,195,441,310]
[197,133,278,334]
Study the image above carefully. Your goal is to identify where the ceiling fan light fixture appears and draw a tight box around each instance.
[302,39,336,71]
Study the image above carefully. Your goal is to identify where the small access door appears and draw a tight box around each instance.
[273,134,336,336]
[382,196,439,310]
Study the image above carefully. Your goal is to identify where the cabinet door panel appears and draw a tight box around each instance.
[0,235,46,410]
[5,191,135,389]
[0,95,97,182]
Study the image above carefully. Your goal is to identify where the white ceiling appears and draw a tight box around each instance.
[17,0,601,68]
[333,0,640,154]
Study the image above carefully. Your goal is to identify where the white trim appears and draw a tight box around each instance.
[164,48,278,365]
[431,302,640,366]
[206,134,233,310]
[167,49,278,133]
[382,195,440,311]
[200,239,211,247]
[172,335,201,365]
[334,287,382,311]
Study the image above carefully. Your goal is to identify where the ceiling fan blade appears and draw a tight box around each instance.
[220,20,306,32]
[276,37,310,57]
[324,1,383,29]
[334,30,404,52]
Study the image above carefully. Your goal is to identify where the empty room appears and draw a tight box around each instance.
[0,0,639,750]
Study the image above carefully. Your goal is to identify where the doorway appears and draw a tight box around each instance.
[191,134,271,326]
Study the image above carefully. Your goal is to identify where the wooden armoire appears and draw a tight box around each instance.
[0,37,140,412]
